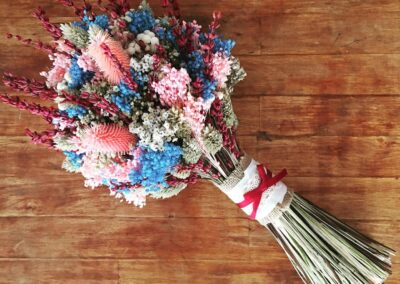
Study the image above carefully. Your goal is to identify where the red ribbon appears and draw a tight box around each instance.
[237,165,287,220]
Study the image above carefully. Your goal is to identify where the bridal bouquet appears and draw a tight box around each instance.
[1,1,394,283]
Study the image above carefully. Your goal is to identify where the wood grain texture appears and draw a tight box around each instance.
[0,0,399,283]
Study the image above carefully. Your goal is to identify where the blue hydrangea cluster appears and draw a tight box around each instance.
[112,94,132,114]
[200,77,217,101]
[155,27,176,43]
[68,57,94,89]
[72,21,88,31]
[63,105,87,118]
[213,38,236,56]
[92,14,109,29]
[129,143,182,190]
[112,82,140,114]
[131,69,149,89]
[126,10,155,34]
[187,51,205,78]
[64,151,84,169]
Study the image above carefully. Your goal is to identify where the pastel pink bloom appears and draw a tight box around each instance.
[80,124,137,154]
[87,29,130,84]
[56,40,75,53]
[77,52,97,72]
[45,66,66,87]
[152,65,191,107]
[81,154,140,188]
[211,52,231,88]
[103,159,139,182]
[183,95,207,135]
[43,53,71,87]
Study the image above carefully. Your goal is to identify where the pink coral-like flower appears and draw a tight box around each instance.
[79,124,137,154]
[211,52,231,88]
[87,29,130,84]
[152,65,191,107]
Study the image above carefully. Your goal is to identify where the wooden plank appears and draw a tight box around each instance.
[0,259,119,284]
[259,95,400,136]
[236,54,400,95]
[257,136,400,177]
[260,13,400,55]
[1,0,398,18]
[0,216,249,260]
[0,176,398,221]
[2,54,398,95]
[118,259,302,284]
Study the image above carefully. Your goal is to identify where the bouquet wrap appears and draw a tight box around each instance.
[1,1,394,283]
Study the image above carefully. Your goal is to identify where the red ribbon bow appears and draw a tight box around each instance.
[237,165,287,220]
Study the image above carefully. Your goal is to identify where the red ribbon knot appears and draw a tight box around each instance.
[237,165,287,220]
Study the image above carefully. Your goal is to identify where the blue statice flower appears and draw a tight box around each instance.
[68,57,94,89]
[112,94,133,114]
[129,143,182,190]
[82,12,109,29]
[118,82,140,97]
[126,9,155,34]
[72,21,88,31]
[62,105,87,118]
[213,38,236,56]
[187,51,205,78]
[131,69,149,89]
[93,14,109,29]
[155,27,176,42]
[64,151,84,169]
[201,78,217,101]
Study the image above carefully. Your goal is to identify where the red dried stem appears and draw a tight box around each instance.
[105,0,131,16]
[33,7,63,40]
[3,73,58,100]
[161,0,180,19]
[5,33,57,54]
[0,94,74,124]
[25,128,58,148]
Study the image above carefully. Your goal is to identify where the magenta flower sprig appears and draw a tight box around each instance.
[3,73,58,100]
[0,94,75,125]
[25,129,59,148]
[33,7,63,40]
[5,33,57,54]
[161,0,181,19]
[102,0,131,16]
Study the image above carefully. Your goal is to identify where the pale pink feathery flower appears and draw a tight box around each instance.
[87,28,130,84]
[211,52,231,88]
[152,65,191,107]
[79,124,137,154]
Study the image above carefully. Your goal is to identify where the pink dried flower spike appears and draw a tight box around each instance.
[80,124,136,154]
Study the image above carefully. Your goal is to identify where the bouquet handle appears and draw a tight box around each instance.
[215,156,395,284]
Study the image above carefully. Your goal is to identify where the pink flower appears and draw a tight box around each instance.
[42,53,71,87]
[152,65,191,107]
[79,124,137,154]
[211,52,231,88]
[77,52,97,72]
[87,29,130,84]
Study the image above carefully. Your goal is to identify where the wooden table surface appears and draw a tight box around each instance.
[0,0,399,283]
